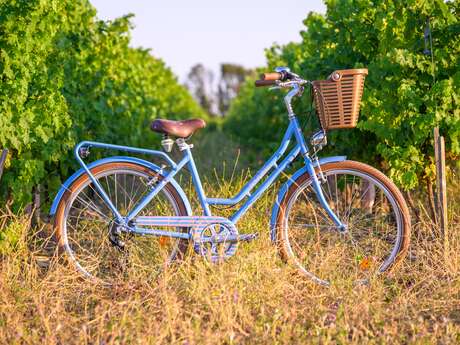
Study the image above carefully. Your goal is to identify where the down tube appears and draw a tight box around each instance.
[206,122,296,206]
[230,145,301,223]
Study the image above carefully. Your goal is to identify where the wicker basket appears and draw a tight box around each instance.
[312,69,368,130]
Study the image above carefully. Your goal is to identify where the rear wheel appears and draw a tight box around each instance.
[54,162,190,284]
[275,160,411,285]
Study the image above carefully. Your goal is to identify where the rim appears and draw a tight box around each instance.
[283,168,403,285]
[61,167,183,283]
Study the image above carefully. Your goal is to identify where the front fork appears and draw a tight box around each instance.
[290,117,346,232]
[304,155,347,232]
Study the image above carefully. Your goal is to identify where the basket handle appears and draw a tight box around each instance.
[328,71,342,82]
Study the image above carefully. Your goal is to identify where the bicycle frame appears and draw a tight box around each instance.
[72,112,345,241]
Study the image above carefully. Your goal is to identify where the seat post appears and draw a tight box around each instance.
[161,134,174,152]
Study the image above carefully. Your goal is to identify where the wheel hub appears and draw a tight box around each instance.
[108,221,127,250]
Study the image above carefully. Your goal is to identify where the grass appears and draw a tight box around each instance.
[0,134,459,344]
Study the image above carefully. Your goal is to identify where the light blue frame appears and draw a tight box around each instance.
[52,114,346,241]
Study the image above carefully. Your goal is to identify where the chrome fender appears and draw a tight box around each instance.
[269,156,346,242]
[49,156,192,217]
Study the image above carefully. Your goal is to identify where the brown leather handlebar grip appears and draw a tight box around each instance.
[260,72,282,81]
[255,79,277,87]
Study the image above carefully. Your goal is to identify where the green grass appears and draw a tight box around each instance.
[0,133,459,344]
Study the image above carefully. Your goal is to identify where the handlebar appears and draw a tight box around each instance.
[260,72,282,81]
[255,79,277,87]
[254,68,310,117]
[255,68,307,88]
[254,78,309,88]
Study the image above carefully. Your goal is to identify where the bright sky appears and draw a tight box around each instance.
[90,1,326,81]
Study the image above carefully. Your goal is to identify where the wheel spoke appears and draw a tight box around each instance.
[59,166,186,283]
[281,165,406,285]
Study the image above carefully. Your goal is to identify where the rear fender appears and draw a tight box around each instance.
[49,156,192,217]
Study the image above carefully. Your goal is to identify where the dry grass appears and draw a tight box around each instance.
[0,142,459,344]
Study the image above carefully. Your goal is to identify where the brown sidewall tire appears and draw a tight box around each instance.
[53,162,190,262]
[275,160,411,274]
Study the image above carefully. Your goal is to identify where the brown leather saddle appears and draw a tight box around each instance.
[150,118,206,138]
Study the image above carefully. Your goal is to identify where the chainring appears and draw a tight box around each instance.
[193,221,239,262]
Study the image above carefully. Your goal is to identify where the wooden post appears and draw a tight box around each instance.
[33,184,41,226]
[434,127,439,225]
[0,149,8,182]
[434,127,448,252]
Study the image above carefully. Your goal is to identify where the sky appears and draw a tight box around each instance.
[90,1,326,82]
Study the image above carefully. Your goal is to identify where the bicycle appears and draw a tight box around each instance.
[51,67,410,286]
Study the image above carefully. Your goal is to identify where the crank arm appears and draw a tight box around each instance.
[195,233,258,244]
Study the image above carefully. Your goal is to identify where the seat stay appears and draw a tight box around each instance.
[125,154,190,222]
[74,141,178,222]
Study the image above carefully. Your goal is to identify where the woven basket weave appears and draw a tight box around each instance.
[312,69,368,130]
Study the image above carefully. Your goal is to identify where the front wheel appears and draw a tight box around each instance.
[275,160,411,285]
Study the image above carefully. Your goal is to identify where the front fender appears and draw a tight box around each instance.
[269,156,346,242]
[49,156,192,217]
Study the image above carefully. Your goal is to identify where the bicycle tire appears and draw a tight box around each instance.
[274,160,411,285]
[54,162,190,283]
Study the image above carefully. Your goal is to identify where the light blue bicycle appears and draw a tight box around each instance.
[51,67,410,285]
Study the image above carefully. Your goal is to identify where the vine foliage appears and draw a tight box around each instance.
[225,0,459,190]
[0,0,204,208]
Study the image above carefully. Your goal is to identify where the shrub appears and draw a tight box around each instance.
[225,0,459,190]
[0,0,204,208]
